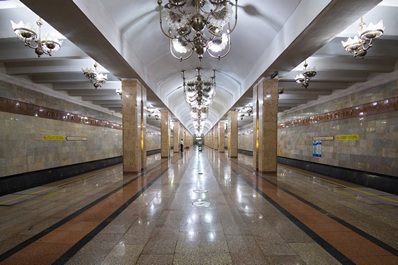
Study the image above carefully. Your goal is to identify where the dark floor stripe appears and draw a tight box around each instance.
[258,170,398,257]
[54,153,191,264]
[217,156,355,265]
[53,166,170,264]
[233,158,398,257]
[0,159,169,262]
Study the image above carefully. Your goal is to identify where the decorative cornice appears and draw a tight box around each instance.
[0,97,122,130]
[279,97,398,128]
[282,70,398,114]
[0,72,122,118]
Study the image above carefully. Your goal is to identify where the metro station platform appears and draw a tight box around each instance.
[0,147,397,265]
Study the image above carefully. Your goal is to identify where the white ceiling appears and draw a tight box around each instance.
[0,0,397,134]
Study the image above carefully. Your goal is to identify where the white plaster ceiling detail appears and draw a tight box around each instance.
[0,0,397,134]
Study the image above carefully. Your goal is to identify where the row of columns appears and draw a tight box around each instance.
[161,110,193,158]
[121,78,278,174]
[203,79,278,173]
[204,111,237,157]
[172,119,193,154]
[121,79,193,173]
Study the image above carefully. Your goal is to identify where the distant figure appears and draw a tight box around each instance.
[180,139,184,152]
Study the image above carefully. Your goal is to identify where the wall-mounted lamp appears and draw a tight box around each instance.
[11,18,62,57]
[294,60,316,88]
[82,62,108,89]
[341,17,384,58]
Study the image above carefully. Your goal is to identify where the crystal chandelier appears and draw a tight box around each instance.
[11,18,62,57]
[182,68,216,134]
[341,17,384,58]
[294,60,316,88]
[158,0,238,61]
[82,62,108,89]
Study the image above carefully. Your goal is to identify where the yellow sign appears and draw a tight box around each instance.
[336,134,359,141]
[43,135,65,141]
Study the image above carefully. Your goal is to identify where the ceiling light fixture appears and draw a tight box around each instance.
[82,62,108,89]
[116,87,122,97]
[11,18,62,57]
[182,68,216,135]
[341,17,384,58]
[294,60,316,88]
[236,103,253,120]
[147,105,161,120]
[158,0,238,61]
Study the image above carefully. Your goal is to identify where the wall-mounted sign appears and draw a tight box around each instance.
[313,141,322,157]
[336,134,359,140]
[43,135,65,141]
[313,136,334,141]
[66,136,87,141]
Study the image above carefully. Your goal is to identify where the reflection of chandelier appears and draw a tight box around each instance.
[82,62,108,89]
[182,68,216,134]
[341,17,384,58]
[158,0,238,61]
[294,60,316,88]
[11,18,62,57]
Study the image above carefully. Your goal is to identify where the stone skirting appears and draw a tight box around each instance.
[0,156,123,196]
[147,149,161,156]
[238,149,253,156]
[278,156,397,195]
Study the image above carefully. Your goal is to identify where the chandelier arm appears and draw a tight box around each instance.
[229,0,238,34]
[157,3,175,39]
[23,39,38,49]
[362,39,373,50]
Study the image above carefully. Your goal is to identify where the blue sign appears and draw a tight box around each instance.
[313,141,322,157]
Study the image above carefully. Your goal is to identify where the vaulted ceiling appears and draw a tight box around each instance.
[0,0,397,135]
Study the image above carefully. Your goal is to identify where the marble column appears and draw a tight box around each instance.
[253,86,259,170]
[212,128,216,149]
[218,121,225,153]
[173,120,180,153]
[254,79,278,172]
[178,123,184,150]
[141,86,147,169]
[122,79,144,173]
[161,110,171,158]
[187,133,193,147]
[213,125,218,150]
[228,111,238,158]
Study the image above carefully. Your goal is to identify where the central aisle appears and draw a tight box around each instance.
[66,149,338,264]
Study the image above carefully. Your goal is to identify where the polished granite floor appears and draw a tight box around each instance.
[0,147,397,264]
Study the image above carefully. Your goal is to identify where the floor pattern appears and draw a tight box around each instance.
[0,148,397,264]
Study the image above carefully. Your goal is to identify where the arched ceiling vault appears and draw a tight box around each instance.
[1,0,397,134]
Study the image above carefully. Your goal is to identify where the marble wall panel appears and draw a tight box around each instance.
[0,111,122,177]
[0,79,123,178]
[146,124,161,151]
[277,80,398,177]
[237,80,397,177]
